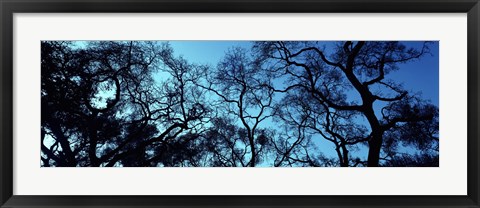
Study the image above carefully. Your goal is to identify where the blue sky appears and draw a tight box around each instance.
[168,41,439,107]
[71,40,439,107]
[169,41,252,66]
[66,40,439,166]
[165,41,439,163]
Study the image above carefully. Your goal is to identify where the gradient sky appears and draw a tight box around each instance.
[168,41,439,107]
[166,41,439,162]
[67,40,439,165]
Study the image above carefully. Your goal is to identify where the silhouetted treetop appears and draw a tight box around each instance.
[41,41,439,167]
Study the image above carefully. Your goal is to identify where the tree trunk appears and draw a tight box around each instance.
[341,145,349,167]
[249,134,256,167]
[367,131,383,167]
[364,106,383,167]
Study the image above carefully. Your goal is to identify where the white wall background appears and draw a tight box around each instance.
[13,13,467,195]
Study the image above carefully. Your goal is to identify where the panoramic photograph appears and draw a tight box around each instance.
[41,41,439,167]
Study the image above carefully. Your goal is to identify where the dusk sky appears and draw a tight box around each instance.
[165,41,439,162]
[168,41,439,106]
[45,40,439,167]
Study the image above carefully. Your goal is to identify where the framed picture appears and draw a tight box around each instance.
[1,0,479,207]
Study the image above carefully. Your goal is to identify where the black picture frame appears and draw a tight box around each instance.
[1,0,479,207]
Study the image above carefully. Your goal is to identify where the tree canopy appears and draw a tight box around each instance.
[41,41,439,167]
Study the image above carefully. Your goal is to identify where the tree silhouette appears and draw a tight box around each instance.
[41,41,439,167]
[199,47,275,167]
[253,41,438,167]
[41,41,209,167]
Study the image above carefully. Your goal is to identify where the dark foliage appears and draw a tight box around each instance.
[41,41,438,167]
